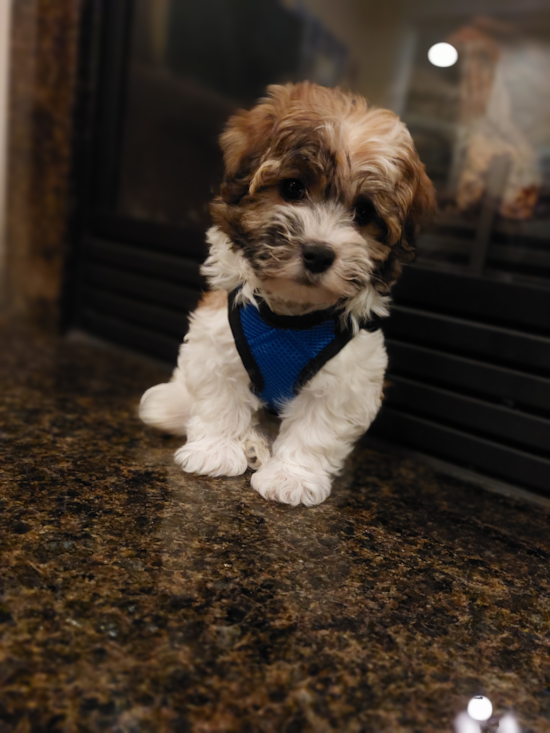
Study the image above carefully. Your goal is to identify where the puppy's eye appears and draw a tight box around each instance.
[354,199,377,227]
[279,179,305,201]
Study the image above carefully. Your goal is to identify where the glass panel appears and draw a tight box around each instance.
[117,0,550,288]
[401,7,550,287]
[118,0,309,231]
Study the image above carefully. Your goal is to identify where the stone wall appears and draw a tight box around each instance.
[3,0,80,330]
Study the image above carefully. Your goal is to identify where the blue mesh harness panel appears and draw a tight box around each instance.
[239,303,336,410]
[227,290,384,414]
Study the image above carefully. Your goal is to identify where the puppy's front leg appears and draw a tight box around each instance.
[174,298,266,477]
[251,331,387,506]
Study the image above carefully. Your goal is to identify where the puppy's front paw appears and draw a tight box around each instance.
[175,438,248,477]
[251,459,331,507]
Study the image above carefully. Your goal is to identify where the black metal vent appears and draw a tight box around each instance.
[77,222,205,362]
[371,268,550,496]
[76,230,550,497]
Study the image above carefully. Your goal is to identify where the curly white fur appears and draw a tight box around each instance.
[140,232,387,506]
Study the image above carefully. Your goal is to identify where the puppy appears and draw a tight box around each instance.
[140,82,435,507]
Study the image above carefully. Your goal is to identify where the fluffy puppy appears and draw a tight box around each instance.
[140,82,435,506]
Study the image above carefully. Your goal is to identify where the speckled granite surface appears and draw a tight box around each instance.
[0,322,549,733]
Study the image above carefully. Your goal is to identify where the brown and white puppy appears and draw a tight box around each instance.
[140,82,435,506]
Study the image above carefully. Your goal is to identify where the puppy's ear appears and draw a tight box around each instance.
[400,163,437,262]
[219,85,289,204]
[373,162,436,293]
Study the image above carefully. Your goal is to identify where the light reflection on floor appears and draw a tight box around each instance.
[454,697,521,732]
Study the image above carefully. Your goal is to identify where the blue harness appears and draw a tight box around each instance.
[228,290,384,414]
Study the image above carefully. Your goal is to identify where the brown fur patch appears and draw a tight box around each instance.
[198,290,228,311]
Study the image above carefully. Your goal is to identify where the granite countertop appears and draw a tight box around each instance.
[0,321,549,733]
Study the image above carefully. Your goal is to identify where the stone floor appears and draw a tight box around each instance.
[0,321,549,732]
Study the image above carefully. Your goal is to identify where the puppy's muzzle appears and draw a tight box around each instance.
[302,241,335,274]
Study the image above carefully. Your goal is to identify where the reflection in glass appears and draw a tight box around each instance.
[117,0,550,289]
[428,42,459,67]
[402,11,550,286]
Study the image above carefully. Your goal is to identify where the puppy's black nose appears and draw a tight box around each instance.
[302,242,335,274]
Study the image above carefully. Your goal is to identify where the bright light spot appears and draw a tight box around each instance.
[467,696,493,721]
[498,714,521,733]
[454,712,481,733]
[428,42,458,67]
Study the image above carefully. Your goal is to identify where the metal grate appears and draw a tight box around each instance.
[370,267,550,496]
[76,224,205,362]
[76,234,550,496]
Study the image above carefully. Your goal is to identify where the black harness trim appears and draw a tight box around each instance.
[228,289,385,414]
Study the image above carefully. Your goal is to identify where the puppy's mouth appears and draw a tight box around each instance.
[260,276,340,310]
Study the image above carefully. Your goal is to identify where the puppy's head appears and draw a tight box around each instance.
[208,82,436,318]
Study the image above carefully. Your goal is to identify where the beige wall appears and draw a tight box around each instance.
[0,0,11,305]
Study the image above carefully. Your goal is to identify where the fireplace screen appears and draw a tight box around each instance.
[70,0,550,496]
